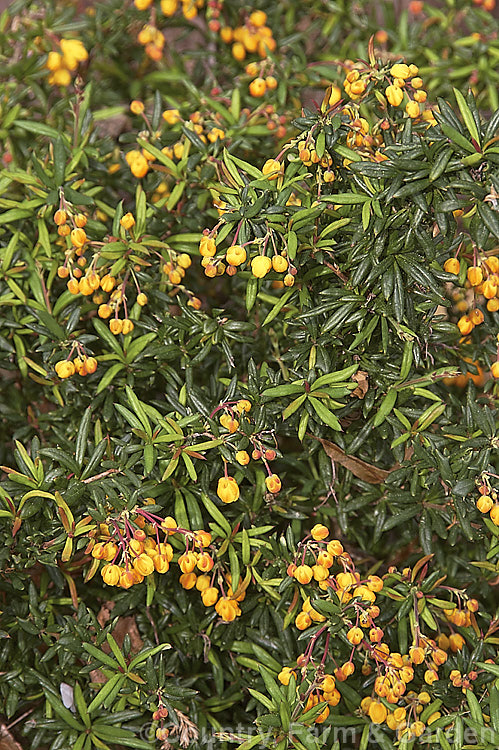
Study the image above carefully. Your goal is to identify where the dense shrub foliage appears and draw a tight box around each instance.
[1,1,499,749]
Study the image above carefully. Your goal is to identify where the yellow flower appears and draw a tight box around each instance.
[265,474,281,493]
[405,100,420,118]
[311,523,329,541]
[262,158,283,180]
[390,63,410,79]
[385,85,404,107]
[202,587,219,606]
[101,564,121,586]
[217,477,240,503]
[133,553,155,576]
[215,597,239,621]
[120,212,136,230]
[329,84,342,107]
[49,69,72,87]
[60,39,88,72]
[251,256,272,278]
[226,245,247,266]
[130,100,144,115]
[46,51,63,71]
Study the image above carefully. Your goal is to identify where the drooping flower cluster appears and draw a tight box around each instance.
[87,506,211,589]
[475,472,499,525]
[442,250,499,378]
[214,399,282,503]
[279,527,481,738]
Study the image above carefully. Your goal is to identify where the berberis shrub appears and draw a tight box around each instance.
[1,0,499,748]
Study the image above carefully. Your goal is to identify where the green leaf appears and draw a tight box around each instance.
[73,683,91,729]
[453,88,480,146]
[53,137,66,187]
[262,288,295,326]
[76,407,92,469]
[126,386,152,437]
[166,180,186,211]
[438,120,475,154]
[308,396,342,430]
[463,717,499,745]
[282,393,307,420]
[92,727,152,749]
[466,689,484,725]
[15,120,64,139]
[44,692,85,732]
[236,734,267,750]
[478,203,499,240]
[429,147,453,181]
[93,318,124,357]
[373,389,397,427]
[247,689,275,711]
[490,687,499,733]
[319,192,371,204]
[200,492,232,536]
[83,642,120,670]
[246,277,258,312]
[437,728,452,750]
[95,363,125,395]
[129,643,171,669]
[106,634,127,670]
[0,208,34,225]
[227,150,264,180]
[262,382,304,397]
[311,364,358,390]
[87,674,125,714]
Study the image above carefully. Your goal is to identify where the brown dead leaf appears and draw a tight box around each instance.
[89,667,107,684]
[351,370,369,399]
[110,616,144,653]
[0,725,24,750]
[96,600,115,627]
[97,601,143,652]
[318,438,391,484]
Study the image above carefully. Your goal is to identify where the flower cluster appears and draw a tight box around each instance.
[87,507,211,588]
[55,197,198,333]
[213,400,282,502]
[56,208,142,335]
[45,38,88,87]
[220,10,276,62]
[447,253,499,315]
[245,60,278,98]
[341,58,435,127]
[476,472,499,525]
[135,0,203,17]
[279,666,338,726]
[383,62,428,120]
[162,108,226,148]
[125,104,225,180]
[54,349,97,380]
[135,0,204,59]
[179,568,246,622]
[137,23,165,61]
[443,251,499,378]
[199,213,296,285]
[281,527,480,738]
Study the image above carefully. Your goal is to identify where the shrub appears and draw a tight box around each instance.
[1,1,499,749]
